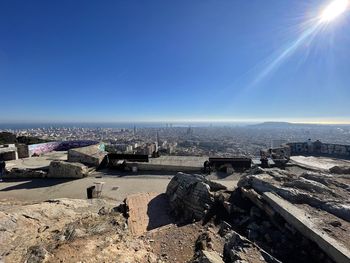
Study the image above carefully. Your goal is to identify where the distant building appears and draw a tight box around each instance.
[126,145,133,153]
[156,131,160,150]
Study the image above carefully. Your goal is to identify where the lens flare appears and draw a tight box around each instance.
[249,0,349,87]
[320,0,349,23]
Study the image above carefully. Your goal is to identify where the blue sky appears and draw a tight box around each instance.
[0,0,349,123]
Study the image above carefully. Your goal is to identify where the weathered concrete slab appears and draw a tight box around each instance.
[125,192,173,236]
[68,144,106,167]
[263,192,350,263]
[290,156,350,171]
[48,161,89,178]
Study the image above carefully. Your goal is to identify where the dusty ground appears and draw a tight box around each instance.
[0,198,159,263]
[299,203,350,250]
[0,197,228,263]
[144,223,226,263]
[145,223,206,263]
[0,173,237,203]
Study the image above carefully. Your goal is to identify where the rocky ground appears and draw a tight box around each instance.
[0,161,349,263]
[0,198,157,263]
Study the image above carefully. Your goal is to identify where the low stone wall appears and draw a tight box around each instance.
[129,162,202,172]
[48,161,89,178]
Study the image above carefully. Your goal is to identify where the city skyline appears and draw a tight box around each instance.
[1,0,350,123]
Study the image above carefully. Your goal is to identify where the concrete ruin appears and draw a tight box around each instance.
[268,140,350,161]
[48,161,89,178]
[165,171,350,263]
[68,143,106,167]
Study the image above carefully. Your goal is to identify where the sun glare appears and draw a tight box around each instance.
[320,0,349,23]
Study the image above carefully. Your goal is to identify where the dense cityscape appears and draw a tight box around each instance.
[2,122,350,157]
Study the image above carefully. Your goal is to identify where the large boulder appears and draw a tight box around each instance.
[166,173,226,223]
[48,161,89,178]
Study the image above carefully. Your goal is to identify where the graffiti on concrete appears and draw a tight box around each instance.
[28,140,100,156]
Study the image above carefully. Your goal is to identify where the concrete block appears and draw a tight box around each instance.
[48,160,88,178]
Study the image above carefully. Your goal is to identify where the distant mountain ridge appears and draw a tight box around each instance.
[249,122,321,128]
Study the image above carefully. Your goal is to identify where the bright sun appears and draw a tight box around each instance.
[320,0,349,22]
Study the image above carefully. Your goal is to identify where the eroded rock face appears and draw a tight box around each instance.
[166,173,227,223]
[330,166,350,175]
[48,160,88,178]
[238,168,350,222]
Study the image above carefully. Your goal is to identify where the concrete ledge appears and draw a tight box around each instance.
[263,192,350,263]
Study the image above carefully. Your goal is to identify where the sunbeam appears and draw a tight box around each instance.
[251,0,349,86]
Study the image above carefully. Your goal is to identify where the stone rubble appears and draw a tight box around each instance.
[167,172,343,263]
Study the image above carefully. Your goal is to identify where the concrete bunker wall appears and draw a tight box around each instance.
[28,140,100,156]
[287,141,350,159]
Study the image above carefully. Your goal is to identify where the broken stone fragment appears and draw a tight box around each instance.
[25,245,50,263]
[197,250,224,263]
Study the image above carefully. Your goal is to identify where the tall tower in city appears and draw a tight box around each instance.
[133,125,137,135]
[156,130,160,150]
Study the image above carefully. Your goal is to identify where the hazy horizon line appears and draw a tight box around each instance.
[1,118,350,125]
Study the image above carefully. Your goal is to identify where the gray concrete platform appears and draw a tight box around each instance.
[5,151,67,170]
[0,172,237,203]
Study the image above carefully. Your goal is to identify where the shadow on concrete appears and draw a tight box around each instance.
[146,193,174,231]
[211,171,231,179]
[99,168,179,177]
[0,178,73,192]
